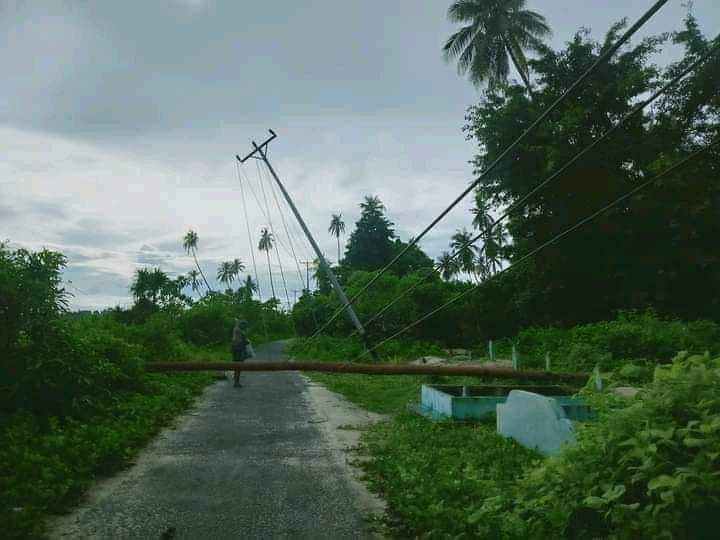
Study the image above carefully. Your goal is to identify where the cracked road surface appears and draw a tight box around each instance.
[49,341,381,539]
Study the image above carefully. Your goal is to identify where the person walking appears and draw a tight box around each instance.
[231,319,253,387]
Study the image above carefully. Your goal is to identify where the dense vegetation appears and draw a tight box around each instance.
[293,334,720,539]
[294,14,720,348]
[3,3,718,538]
[0,242,292,538]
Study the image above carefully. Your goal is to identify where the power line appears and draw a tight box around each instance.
[350,38,720,337]
[237,161,300,262]
[255,158,292,311]
[356,139,718,359]
[257,162,324,329]
[310,0,670,340]
[258,159,308,288]
[235,161,264,303]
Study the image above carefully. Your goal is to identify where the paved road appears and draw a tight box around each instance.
[50,341,379,539]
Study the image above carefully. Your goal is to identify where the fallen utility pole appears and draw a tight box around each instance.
[237,130,379,360]
[146,361,589,384]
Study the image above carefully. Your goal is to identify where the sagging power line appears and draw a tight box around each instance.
[236,131,380,359]
[349,37,720,339]
[356,139,719,359]
[309,0,670,341]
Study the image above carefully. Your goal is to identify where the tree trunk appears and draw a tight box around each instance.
[265,250,276,301]
[273,242,291,310]
[503,37,534,99]
[337,236,341,264]
[192,249,212,292]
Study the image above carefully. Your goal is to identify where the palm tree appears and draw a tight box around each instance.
[217,261,234,290]
[475,251,490,281]
[443,0,551,95]
[182,229,212,292]
[328,213,346,263]
[241,274,258,300]
[437,252,460,282]
[187,269,201,296]
[230,258,245,280]
[217,259,245,290]
[471,193,493,232]
[471,193,504,275]
[360,195,384,215]
[451,228,478,281]
[483,222,505,275]
[258,228,277,301]
[130,267,169,306]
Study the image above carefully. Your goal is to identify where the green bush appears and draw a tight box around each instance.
[490,352,720,539]
[288,335,444,363]
[178,293,292,347]
[514,311,720,371]
[125,312,192,361]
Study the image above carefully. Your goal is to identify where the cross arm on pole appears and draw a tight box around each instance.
[236,129,277,164]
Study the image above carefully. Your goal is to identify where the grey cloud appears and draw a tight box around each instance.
[135,244,178,267]
[62,265,129,298]
[61,248,117,265]
[0,202,19,220]
[59,218,136,248]
[0,198,68,223]
[4,0,719,312]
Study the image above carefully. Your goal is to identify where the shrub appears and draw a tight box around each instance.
[493,352,720,538]
[126,312,192,361]
[288,336,444,363]
[512,311,720,371]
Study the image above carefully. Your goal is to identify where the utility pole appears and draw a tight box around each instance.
[237,130,378,360]
[300,260,312,291]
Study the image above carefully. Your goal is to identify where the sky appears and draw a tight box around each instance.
[2,0,719,311]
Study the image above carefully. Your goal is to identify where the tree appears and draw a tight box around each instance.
[463,16,720,325]
[230,258,245,281]
[343,196,397,272]
[328,213,346,263]
[217,262,234,290]
[390,238,435,276]
[182,229,212,292]
[472,192,505,275]
[437,252,460,281]
[187,269,201,296]
[443,0,551,95]
[483,225,505,275]
[312,257,332,295]
[130,267,189,311]
[450,228,478,281]
[217,259,245,290]
[240,274,258,301]
[258,228,277,301]
[130,267,168,306]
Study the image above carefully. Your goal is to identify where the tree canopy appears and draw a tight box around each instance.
[464,15,720,326]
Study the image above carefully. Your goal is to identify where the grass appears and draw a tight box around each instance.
[308,373,428,414]
[362,411,539,538]
[296,337,562,538]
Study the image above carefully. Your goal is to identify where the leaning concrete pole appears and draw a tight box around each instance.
[237,130,376,357]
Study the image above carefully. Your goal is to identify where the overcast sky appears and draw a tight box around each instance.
[2,0,718,310]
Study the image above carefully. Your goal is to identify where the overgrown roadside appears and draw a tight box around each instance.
[1,372,214,539]
[289,330,720,538]
[1,243,293,539]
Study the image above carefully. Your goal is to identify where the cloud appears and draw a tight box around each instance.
[1,120,478,311]
[5,1,716,312]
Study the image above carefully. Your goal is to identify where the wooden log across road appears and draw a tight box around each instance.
[146,361,589,383]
